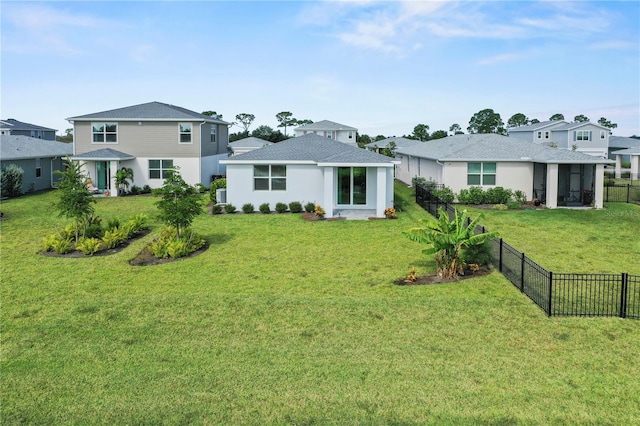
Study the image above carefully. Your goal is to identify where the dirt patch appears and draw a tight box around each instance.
[40,229,150,258]
[394,266,492,286]
[128,241,210,266]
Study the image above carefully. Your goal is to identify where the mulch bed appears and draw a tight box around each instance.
[40,229,151,258]
[129,241,210,266]
[394,266,492,285]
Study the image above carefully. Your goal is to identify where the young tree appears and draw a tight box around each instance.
[154,167,204,238]
[0,164,24,198]
[380,141,397,158]
[549,113,564,121]
[467,109,506,135]
[54,157,96,242]
[507,113,530,128]
[114,167,134,195]
[404,207,497,279]
[412,124,430,141]
[235,113,255,133]
[598,117,618,129]
[449,123,464,135]
[275,111,296,136]
[573,114,590,123]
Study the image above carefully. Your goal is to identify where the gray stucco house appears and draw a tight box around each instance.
[395,133,613,209]
[67,102,230,195]
[1,135,72,194]
[0,119,57,140]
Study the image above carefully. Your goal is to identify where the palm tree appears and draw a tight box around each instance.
[404,207,498,279]
[114,167,134,196]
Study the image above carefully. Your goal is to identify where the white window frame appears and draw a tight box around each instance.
[253,165,286,191]
[467,162,496,186]
[576,130,590,141]
[179,123,192,144]
[600,130,606,139]
[210,125,217,143]
[35,158,42,178]
[92,122,118,144]
[149,159,174,179]
[537,131,542,139]
[545,131,549,139]
[348,131,353,139]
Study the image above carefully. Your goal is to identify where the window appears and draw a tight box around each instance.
[92,123,117,143]
[576,130,591,141]
[254,165,286,191]
[35,158,42,178]
[348,131,353,139]
[600,130,606,139]
[545,131,549,139]
[537,131,542,139]
[325,131,333,139]
[337,167,366,205]
[467,162,496,185]
[149,159,174,179]
[210,125,217,143]
[179,123,192,143]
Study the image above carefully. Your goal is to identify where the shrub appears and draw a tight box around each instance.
[384,207,397,219]
[129,185,141,195]
[289,201,303,213]
[432,187,455,203]
[224,203,237,214]
[485,187,513,204]
[142,185,152,194]
[461,241,493,267]
[106,218,120,231]
[210,178,227,203]
[457,189,471,204]
[0,164,24,198]
[242,203,255,214]
[507,201,522,210]
[275,202,288,213]
[259,203,271,214]
[102,227,128,249]
[167,240,189,258]
[76,237,103,255]
[42,233,73,254]
[304,202,316,213]
[492,203,508,211]
[513,190,527,204]
[459,186,486,204]
[211,204,223,214]
[195,183,207,194]
[83,215,103,239]
[149,227,206,259]
[314,204,326,218]
[126,214,148,235]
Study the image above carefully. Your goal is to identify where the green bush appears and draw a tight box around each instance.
[458,186,485,204]
[211,204,223,214]
[83,215,103,239]
[485,187,513,204]
[461,241,493,267]
[0,163,24,198]
[149,227,206,259]
[76,237,103,255]
[142,185,152,194]
[42,233,73,254]
[259,203,271,214]
[209,178,227,203]
[513,190,527,204]
[432,187,455,203]
[102,227,128,249]
[106,218,121,231]
[304,202,315,213]
[242,203,254,214]
[507,201,522,210]
[275,202,288,213]
[289,201,303,213]
[167,240,190,258]
[224,204,237,214]
[492,203,508,211]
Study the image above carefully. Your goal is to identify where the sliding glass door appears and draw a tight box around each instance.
[337,167,366,205]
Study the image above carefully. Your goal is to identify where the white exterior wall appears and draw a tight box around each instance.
[132,157,201,189]
[226,163,324,211]
[443,161,534,199]
[395,154,443,185]
[295,129,357,145]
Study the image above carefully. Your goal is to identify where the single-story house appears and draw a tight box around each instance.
[611,147,640,181]
[67,101,230,195]
[395,133,613,208]
[221,134,399,218]
[608,136,640,162]
[1,135,72,193]
[228,137,272,156]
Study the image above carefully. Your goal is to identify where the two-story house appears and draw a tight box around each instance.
[294,120,357,145]
[508,120,610,158]
[67,102,230,195]
[0,119,57,140]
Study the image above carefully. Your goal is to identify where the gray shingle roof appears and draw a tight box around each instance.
[71,148,135,161]
[395,134,612,164]
[0,119,56,132]
[66,101,230,124]
[1,135,72,160]
[228,137,273,149]
[294,120,357,132]
[611,147,640,155]
[223,134,396,165]
[365,137,423,150]
[610,136,640,149]
[508,120,565,132]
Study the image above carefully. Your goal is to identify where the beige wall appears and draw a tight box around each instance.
[444,161,534,200]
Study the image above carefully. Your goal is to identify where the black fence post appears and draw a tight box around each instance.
[627,184,631,203]
[520,252,525,292]
[620,273,628,319]
[499,238,503,272]
[547,271,553,316]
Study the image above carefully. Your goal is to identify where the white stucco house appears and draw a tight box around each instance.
[294,120,358,146]
[395,134,613,209]
[228,137,272,156]
[508,120,610,158]
[220,134,399,218]
[611,147,640,181]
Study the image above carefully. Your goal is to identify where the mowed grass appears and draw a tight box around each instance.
[1,184,639,425]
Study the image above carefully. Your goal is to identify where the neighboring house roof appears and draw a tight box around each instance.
[1,135,71,160]
[0,118,56,132]
[66,101,230,124]
[508,120,565,132]
[228,137,273,149]
[611,147,640,155]
[395,134,612,164]
[548,121,609,131]
[609,136,640,149]
[71,148,136,161]
[365,137,423,150]
[294,120,357,132]
[223,134,398,166]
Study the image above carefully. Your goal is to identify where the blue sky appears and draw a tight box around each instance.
[2,1,639,137]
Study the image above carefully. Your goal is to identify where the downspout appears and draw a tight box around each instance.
[199,120,206,182]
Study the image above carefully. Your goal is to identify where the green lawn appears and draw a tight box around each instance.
[1,184,639,425]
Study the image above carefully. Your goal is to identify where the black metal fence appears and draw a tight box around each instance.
[414,184,639,319]
[604,184,640,203]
